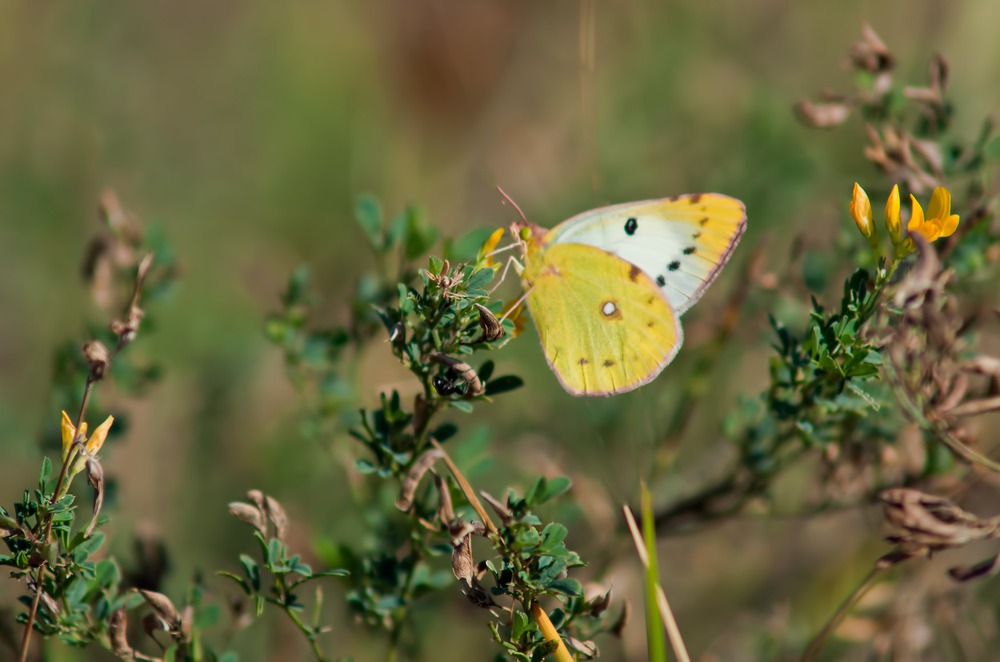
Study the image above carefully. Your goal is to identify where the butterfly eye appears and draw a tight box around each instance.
[519,227,531,241]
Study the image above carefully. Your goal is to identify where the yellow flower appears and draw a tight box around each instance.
[907,187,960,243]
[849,183,878,248]
[498,298,526,338]
[885,184,902,245]
[477,227,506,268]
[60,410,114,475]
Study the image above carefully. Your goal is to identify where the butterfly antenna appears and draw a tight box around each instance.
[497,185,528,224]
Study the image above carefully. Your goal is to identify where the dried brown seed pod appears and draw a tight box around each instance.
[228,502,266,535]
[139,589,182,631]
[82,340,111,381]
[108,608,133,657]
[396,449,444,512]
[84,457,105,537]
[473,303,504,342]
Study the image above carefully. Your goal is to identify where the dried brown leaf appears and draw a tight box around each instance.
[948,553,1000,582]
[880,488,999,554]
[850,23,894,73]
[794,100,852,128]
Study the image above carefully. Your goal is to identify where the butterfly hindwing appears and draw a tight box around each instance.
[545,194,746,315]
[523,243,682,396]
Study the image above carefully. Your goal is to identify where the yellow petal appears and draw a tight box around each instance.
[885,184,902,244]
[61,411,76,459]
[849,183,874,238]
[499,298,525,338]
[477,228,506,267]
[86,416,115,454]
[907,195,925,232]
[940,213,960,238]
[927,187,951,222]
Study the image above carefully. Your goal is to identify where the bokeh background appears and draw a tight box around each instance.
[2,1,999,660]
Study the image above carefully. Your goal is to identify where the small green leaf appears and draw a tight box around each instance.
[196,604,221,628]
[355,194,383,250]
[985,135,1000,161]
[431,423,458,442]
[404,207,437,259]
[486,376,524,396]
[313,569,350,578]
[511,609,529,641]
[846,381,880,411]
[449,401,474,413]
[239,554,261,592]
[217,572,251,594]
[386,209,409,249]
[39,457,53,492]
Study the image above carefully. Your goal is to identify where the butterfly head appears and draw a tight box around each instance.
[509,221,548,260]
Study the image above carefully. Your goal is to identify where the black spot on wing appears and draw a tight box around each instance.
[603,359,615,367]
[699,217,709,226]
[683,246,696,255]
[624,217,638,235]
[656,275,666,286]
[578,358,588,365]
[668,261,680,271]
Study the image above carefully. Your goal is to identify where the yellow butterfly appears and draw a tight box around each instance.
[513,193,747,396]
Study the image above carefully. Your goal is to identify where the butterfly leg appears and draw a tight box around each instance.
[498,283,533,323]
[487,254,524,294]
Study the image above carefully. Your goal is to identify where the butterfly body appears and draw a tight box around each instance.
[517,193,746,397]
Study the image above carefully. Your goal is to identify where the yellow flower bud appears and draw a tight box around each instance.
[849,183,878,247]
[885,184,902,245]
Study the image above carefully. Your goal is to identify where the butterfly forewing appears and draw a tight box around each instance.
[523,243,682,396]
[545,193,746,315]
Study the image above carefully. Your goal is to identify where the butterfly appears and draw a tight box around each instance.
[512,193,746,397]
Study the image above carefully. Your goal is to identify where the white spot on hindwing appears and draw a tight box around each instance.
[601,301,617,316]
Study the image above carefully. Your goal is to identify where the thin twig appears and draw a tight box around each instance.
[800,566,883,661]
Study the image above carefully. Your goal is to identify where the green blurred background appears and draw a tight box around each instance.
[2,1,999,660]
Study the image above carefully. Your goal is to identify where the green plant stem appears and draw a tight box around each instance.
[801,566,883,662]
[386,539,423,662]
[284,603,327,662]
